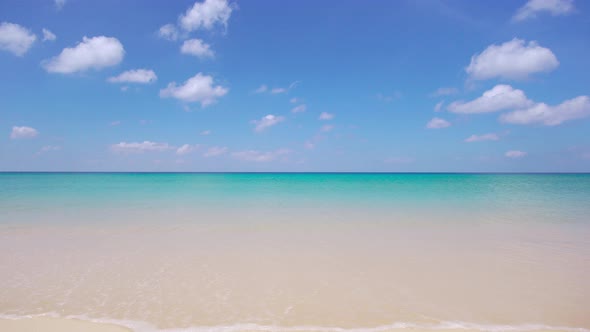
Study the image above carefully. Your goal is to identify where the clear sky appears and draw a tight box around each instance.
[1,0,589,172]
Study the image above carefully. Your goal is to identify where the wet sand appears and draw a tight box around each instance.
[0,316,130,332]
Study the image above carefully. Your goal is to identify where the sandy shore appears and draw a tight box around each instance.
[0,316,581,332]
[0,317,131,332]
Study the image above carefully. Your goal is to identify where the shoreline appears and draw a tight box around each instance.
[0,316,131,332]
[1,315,588,332]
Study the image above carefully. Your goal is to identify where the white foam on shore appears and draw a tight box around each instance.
[1,313,588,332]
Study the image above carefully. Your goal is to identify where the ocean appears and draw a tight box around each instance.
[1,173,589,331]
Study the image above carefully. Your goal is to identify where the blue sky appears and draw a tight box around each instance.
[1,0,590,172]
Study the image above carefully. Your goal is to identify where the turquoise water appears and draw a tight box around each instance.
[1,173,590,224]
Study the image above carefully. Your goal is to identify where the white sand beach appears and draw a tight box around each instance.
[0,316,130,332]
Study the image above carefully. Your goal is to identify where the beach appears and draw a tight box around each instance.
[0,316,130,332]
[1,173,589,332]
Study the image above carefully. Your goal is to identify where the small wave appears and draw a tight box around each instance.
[1,313,588,332]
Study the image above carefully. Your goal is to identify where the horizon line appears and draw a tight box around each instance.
[1,171,590,175]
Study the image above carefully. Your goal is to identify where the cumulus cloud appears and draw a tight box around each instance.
[447,85,590,126]
[290,97,301,104]
[291,104,307,113]
[501,95,590,126]
[108,69,157,84]
[10,126,38,139]
[176,144,200,155]
[430,87,458,97]
[513,0,574,22]
[181,38,214,58]
[319,112,335,120]
[251,114,285,132]
[42,28,56,42]
[203,146,228,157]
[43,36,125,74]
[448,85,533,114]
[160,72,228,107]
[434,101,444,112]
[200,130,211,135]
[232,148,290,162]
[179,0,234,32]
[158,24,179,41]
[111,141,174,153]
[505,150,527,158]
[465,133,500,142]
[426,117,451,129]
[0,22,37,56]
[466,38,558,80]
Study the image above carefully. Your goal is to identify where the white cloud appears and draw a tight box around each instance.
[253,85,268,94]
[251,114,285,132]
[289,81,301,89]
[465,133,500,142]
[42,28,56,42]
[430,87,458,97]
[466,38,558,80]
[200,130,211,135]
[179,0,234,32]
[55,0,66,10]
[271,87,287,94]
[254,81,299,95]
[434,101,444,112]
[291,104,307,113]
[181,38,214,59]
[10,126,38,139]
[448,85,533,114]
[0,22,37,56]
[110,120,121,126]
[505,150,527,158]
[160,72,228,107]
[111,141,173,153]
[426,117,451,129]
[176,144,200,155]
[108,69,157,84]
[43,36,125,74]
[448,85,590,126]
[203,146,228,157]
[290,97,301,104]
[158,24,179,41]
[320,124,334,132]
[319,112,335,120]
[513,0,574,22]
[232,149,290,162]
[500,95,590,126]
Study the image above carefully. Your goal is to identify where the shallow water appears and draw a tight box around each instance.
[1,173,589,331]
